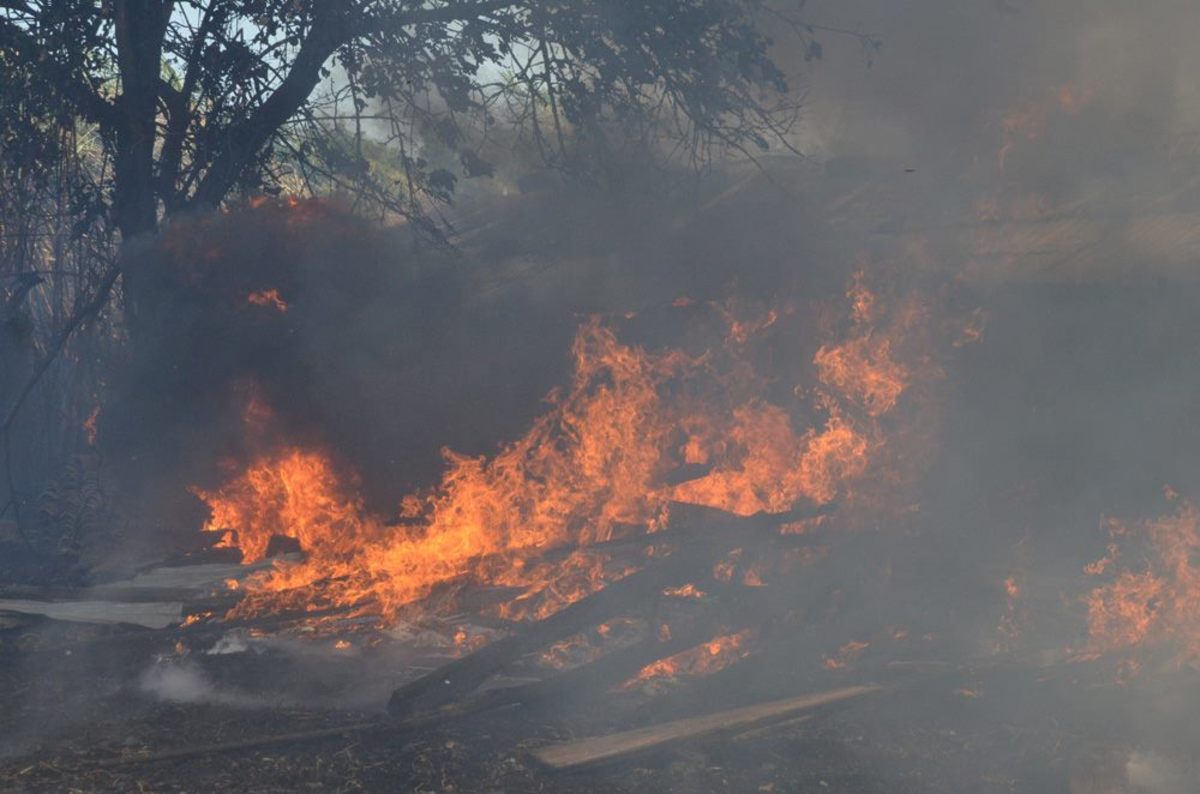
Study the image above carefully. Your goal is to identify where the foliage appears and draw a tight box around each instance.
[1,0,802,240]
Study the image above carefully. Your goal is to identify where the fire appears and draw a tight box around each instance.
[195,276,925,624]
[83,405,100,446]
[247,288,288,312]
[994,575,1024,653]
[814,337,907,416]
[193,447,377,563]
[721,304,780,344]
[620,629,755,691]
[536,619,641,669]
[487,550,636,622]
[823,639,870,671]
[180,612,213,627]
[1084,496,1200,671]
[671,402,869,515]
[997,83,1093,168]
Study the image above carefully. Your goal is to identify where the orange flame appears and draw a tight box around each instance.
[664,583,706,599]
[994,574,1024,653]
[83,405,101,447]
[620,629,755,691]
[814,337,908,416]
[247,288,288,313]
[1084,496,1200,672]
[997,83,1094,169]
[193,447,376,563]
[823,639,870,671]
[195,277,924,623]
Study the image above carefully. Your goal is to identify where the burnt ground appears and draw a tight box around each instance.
[1,612,1197,793]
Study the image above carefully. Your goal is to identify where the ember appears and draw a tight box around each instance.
[246,288,289,312]
[621,629,756,692]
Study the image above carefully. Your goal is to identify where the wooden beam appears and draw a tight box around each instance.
[530,684,882,769]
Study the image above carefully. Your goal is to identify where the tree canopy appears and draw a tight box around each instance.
[1,0,800,243]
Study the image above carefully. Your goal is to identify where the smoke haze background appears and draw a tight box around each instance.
[6,3,1200,787]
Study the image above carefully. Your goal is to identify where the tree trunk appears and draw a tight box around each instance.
[112,0,169,244]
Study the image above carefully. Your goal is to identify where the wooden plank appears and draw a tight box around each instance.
[730,714,812,744]
[0,599,183,629]
[530,684,881,769]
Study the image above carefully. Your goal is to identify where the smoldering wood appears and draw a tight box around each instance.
[529,684,883,770]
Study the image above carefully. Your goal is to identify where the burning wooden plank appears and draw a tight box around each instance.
[387,504,827,716]
[440,584,774,719]
[529,684,882,770]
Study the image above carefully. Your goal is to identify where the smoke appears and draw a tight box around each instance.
[140,661,233,706]
[795,0,1200,174]
[53,1,1200,784]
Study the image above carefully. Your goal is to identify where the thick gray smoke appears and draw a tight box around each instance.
[796,0,1200,188]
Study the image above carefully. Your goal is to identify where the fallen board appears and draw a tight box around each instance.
[111,556,286,592]
[0,599,183,629]
[530,683,882,769]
